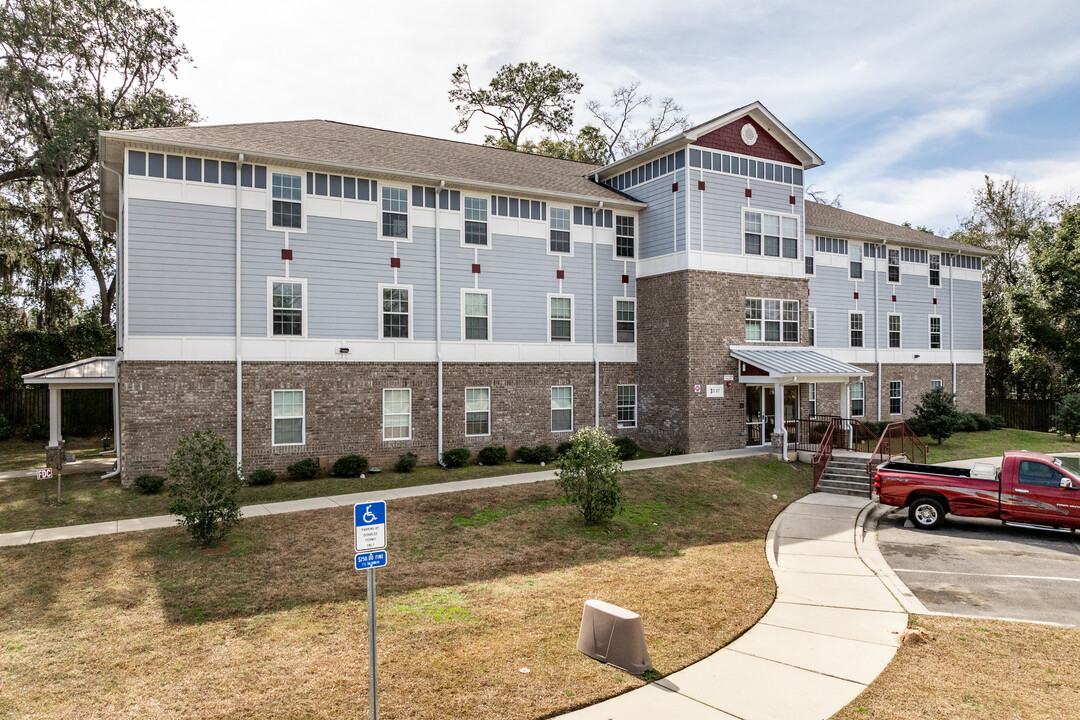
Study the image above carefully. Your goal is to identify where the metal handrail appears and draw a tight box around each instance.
[866,421,928,491]
[811,422,836,491]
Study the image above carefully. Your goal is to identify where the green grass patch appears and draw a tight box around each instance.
[922,428,1080,463]
[394,589,475,623]
[0,436,105,472]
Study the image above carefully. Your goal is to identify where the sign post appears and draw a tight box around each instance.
[355,501,388,720]
[37,468,58,505]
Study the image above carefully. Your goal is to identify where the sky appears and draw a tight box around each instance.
[152,0,1080,235]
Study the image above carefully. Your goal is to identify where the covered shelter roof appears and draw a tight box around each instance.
[22,356,117,388]
[730,347,868,383]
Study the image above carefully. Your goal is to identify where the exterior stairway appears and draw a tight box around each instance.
[817,451,879,497]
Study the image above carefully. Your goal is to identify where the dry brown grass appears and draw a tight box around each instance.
[0,457,808,720]
[834,615,1080,720]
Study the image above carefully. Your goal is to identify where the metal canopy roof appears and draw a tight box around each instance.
[21,356,117,386]
[730,347,867,381]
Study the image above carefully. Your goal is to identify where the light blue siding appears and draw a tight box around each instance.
[626,169,685,259]
[689,172,744,255]
[952,279,983,349]
[240,211,283,336]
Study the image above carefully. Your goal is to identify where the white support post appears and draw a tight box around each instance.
[48,385,61,446]
[774,381,788,461]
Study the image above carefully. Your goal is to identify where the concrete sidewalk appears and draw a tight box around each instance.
[0,456,116,481]
[558,493,907,720]
[0,446,769,547]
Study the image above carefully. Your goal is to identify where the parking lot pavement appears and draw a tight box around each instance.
[877,509,1080,626]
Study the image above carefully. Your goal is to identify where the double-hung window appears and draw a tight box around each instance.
[808,383,817,417]
[782,300,799,342]
[929,254,940,286]
[271,280,304,336]
[463,291,490,341]
[808,309,816,346]
[745,299,763,341]
[930,316,942,349]
[888,313,901,348]
[617,385,637,428]
[850,258,863,280]
[464,196,488,246]
[615,216,635,257]
[889,380,903,415]
[551,386,573,432]
[744,211,762,255]
[887,248,900,283]
[745,211,797,258]
[383,388,411,440]
[381,286,411,339]
[381,186,408,239]
[763,214,781,257]
[550,207,571,253]
[745,298,797,342]
[615,299,635,343]
[850,312,864,348]
[550,295,572,342]
[931,379,943,391]
[465,387,490,436]
[781,216,798,259]
[272,390,304,446]
[271,172,302,229]
[850,382,865,417]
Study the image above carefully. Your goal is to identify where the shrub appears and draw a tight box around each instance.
[248,469,276,486]
[0,414,11,442]
[332,454,369,477]
[613,436,639,460]
[988,414,1007,430]
[442,448,470,468]
[133,474,166,494]
[661,444,685,457]
[166,430,244,547]
[866,421,889,436]
[971,413,995,431]
[516,446,536,463]
[1052,393,1080,442]
[955,412,979,433]
[394,452,418,473]
[478,445,508,465]
[532,444,556,464]
[911,387,960,444]
[556,441,573,457]
[287,458,320,480]
[25,421,48,442]
[556,427,623,526]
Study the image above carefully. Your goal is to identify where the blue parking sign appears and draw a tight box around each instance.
[355,550,388,570]
[355,501,387,552]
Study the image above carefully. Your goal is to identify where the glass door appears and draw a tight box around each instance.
[763,386,776,441]
[746,387,763,446]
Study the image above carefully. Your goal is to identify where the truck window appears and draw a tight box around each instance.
[1018,460,1064,488]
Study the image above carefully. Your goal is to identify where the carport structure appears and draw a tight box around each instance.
[21,356,119,477]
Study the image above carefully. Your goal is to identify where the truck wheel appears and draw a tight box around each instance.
[909,498,946,530]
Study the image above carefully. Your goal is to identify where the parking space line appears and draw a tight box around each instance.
[893,568,1080,583]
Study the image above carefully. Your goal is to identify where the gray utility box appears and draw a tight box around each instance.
[576,599,652,674]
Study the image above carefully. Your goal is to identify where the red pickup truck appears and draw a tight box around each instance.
[875,451,1080,531]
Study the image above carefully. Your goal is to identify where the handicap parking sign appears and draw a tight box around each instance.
[354,501,387,552]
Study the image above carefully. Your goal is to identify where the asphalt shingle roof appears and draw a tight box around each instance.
[805,201,992,256]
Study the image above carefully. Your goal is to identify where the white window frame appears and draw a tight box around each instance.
[889,380,903,416]
[808,308,816,347]
[929,254,941,287]
[379,283,414,340]
[929,315,942,349]
[849,311,864,348]
[548,205,573,256]
[617,384,637,428]
[887,313,902,349]
[266,276,307,338]
[462,195,489,248]
[614,214,636,260]
[382,388,412,441]
[808,382,817,417]
[465,386,491,437]
[614,297,636,344]
[850,258,863,280]
[850,381,865,418]
[548,293,574,343]
[461,288,492,342]
[742,209,800,259]
[931,379,943,391]
[887,248,901,284]
[379,183,411,241]
[271,389,305,447]
[267,169,305,232]
[745,297,799,343]
[551,385,573,432]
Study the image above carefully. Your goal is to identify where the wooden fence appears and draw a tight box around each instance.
[0,387,113,436]
[985,397,1057,432]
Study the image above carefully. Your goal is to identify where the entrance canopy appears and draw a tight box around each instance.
[730,347,867,384]
[22,356,116,388]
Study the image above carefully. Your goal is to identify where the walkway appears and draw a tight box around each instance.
[558,493,907,720]
[0,446,770,547]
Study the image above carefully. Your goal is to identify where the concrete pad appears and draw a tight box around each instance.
[666,648,866,720]
[780,504,865,521]
[728,624,898,685]
[116,515,178,531]
[29,521,118,543]
[261,497,337,514]
[778,515,857,542]
[239,505,271,518]
[324,491,387,506]
[793,493,871,509]
[777,554,875,576]
[758,602,906,646]
[776,537,860,558]
[558,682,738,720]
[0,530,34,547]
[774,569,904,612]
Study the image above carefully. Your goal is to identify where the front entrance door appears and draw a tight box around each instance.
[745,386,776,447]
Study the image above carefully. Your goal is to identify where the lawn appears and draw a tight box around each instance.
[921,428,1080,464]
[0,456,811,720]
[0,435,105,471]
[834,615,1080,719]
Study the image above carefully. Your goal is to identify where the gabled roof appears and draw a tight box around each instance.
[22,357,116,385]
[805,201,993,256]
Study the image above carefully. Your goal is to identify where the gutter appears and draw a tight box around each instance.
[99,161,124,481]
[950,254,956,398]
[876,238,882,422]
[593,199,601,427]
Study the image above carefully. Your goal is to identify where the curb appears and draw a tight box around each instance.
[854,501,929,615]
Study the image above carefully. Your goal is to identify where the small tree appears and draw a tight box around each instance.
[1052,393,1080,442]
[166,430,244,546]
[555,426,623,526]
[912,387,961,445]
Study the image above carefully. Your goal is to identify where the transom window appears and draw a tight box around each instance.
[850,382,865,417]
[615,215,635,258]
[465,387,490,436]
[551,386,573,432]
[464,291,490,341]
[464,196,488,246]
[889,380,903,415]
[616,300,635,343]
[930,316,942,349]
[888,314,901,348]
[272,390,304,446]
[272,281,304,336]
[887,248,900,283]
[930,254,940,286]
[271,172,302,229]
[745,298,798,342]
[617,385,637,428]
[381,186,409,239]
[550,296,572,342]
[382,286,410,339]
[550,207,571,253]
[850,312,864,348]
[383,388,411,440]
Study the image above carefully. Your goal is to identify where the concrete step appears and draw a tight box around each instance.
[822,469,871,482]
[816,481,871,497]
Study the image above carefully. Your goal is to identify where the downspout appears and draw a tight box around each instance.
[875,239,882,422]
[100,161,123,480]
[436,181,445,464]
[949,254,956,397]
[593,198,601,427]
[236,153,244,468]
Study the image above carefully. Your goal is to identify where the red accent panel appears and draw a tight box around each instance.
[741,362,768,376]
[556,269,565,280]
[853,291,859,300]
[933,297,938,305]
[472,263,481,274]
[622,274,629,284]
[697,180,706,190]
[390,257,401,268]
[672,182,679,192]
[789,195,796,205]
[281,248,293,260]
[892,294,897,303]
[745,188,752,198]
[694,116,801,165]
